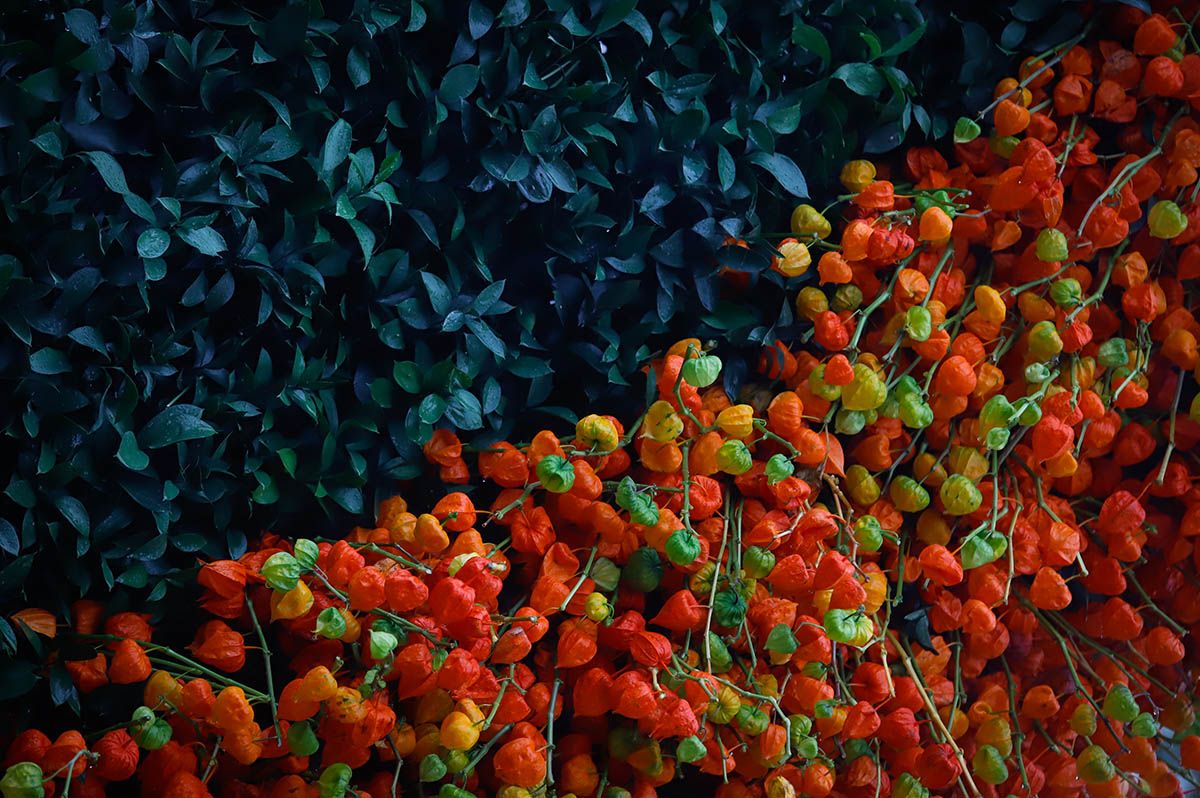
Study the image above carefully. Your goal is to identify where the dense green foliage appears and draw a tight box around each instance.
[0,0,1093,629]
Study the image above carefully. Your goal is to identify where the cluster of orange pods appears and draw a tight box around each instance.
[7,3,1200,798]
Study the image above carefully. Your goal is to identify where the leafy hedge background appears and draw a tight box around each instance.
[0,0,1103,682]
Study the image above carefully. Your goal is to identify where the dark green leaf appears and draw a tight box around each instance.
[510,357,552,378]
[703,302,760,331]
[394,362,422,393]
[407,210,439,246]
[0,662,38,701]
[0,618,16,655]
[640,183,676,213]
[881,20,928,59]
[0,556,35,594]
[482,150,533,183]
[140,405,217,449]
[347,219,376,264]
[445,390,483,429]
[1001,20,1026,49]
[747,152,808,197]
[469,1,495,38]
[347,47,371,87]
[422,272,452,315]
[20,69,61,102]
[67,326,105,354]
[419,394,447,424]
[792,24,831,69]
[1011,0,1061,22]
[408,0,427,31]
[498,0,531,26]
[864,121,904,154]
[30,348,70,375]
[595,0,637,34]
[31,128,63,159]
[178,227,227,256]
[832,63,884,96]
[257,126,302,161]
[55,496,89,537]
[767,104,802,135]
[137,228,171,259]
[466,317,506,359]
[0,520,18,556]
[321,119,353,176]
[64,9,101,45]
[625,10,652,45]
[717,145,735,192]
[85,151,129,194]
[328,486,363,514]
[117,431,150,470]
[116,564,148,588]
[438,64,480,106]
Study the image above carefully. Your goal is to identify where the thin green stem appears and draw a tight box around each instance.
[489,485,537,523]
[1065,241,1126,324]
[482,665,517,729]
[680,441,695,533]
[246,601,282,741]
[108,642,269,700]
[676,662,793,763]
[463,723,515,777]
[1024,603,1129,752]
[1124,568,1187,636]
[57,749,94,797]
[1077,110,1185,238]
[1155,369,1184,486]
[705,494,734,671]
[999,656,1031,793]
[544,674,561,794]
[311,570,447,646]
[847,252,914,354]
[919,243,955,309]
[202,738,222,783]
[890,633,983,798]
[754,419,801,458]
[358,542,431,574]
[976,24,1092,119]
[559,545,598,612]
[1038,604,1173,693]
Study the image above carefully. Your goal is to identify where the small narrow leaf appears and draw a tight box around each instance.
[117,431,150,470]
[178,227,227,256]
[320,119,353,176]
[85,151,129,195]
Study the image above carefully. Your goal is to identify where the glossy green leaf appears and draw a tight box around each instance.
[321,119,353,176]
[137,228,171,259]
[832,63,884,96]
[139,405,217,449]
[29,348,70,375]
[438,64,479,106]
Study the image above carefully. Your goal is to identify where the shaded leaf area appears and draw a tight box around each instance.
[0,0,1084,613]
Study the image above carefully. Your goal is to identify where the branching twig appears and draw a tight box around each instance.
[889,633,983,798]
